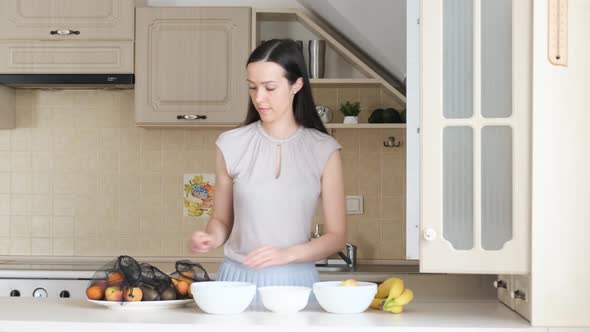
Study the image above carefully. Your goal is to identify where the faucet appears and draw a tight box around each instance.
[312,224,358,271]
[338,243,358,272]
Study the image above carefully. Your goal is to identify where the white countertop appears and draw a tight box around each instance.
[0,269,405,282]
[0,298,541,332]
[0,269,499,302]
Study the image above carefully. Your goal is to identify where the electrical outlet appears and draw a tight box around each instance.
[346,195,363,215]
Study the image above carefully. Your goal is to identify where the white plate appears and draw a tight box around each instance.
[88,299,193,310]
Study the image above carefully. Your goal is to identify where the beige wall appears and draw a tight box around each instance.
[313,86,406,261]
[327,128,406,261]
[0,88,405,262]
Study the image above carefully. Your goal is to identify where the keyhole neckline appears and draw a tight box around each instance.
[256,121,303,144]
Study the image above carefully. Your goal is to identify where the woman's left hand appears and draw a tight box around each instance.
[242,245,296,269]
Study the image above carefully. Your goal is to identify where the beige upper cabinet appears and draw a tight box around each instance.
[420,0,531,274]
[135,7,251,126]
[0,0,134,74]
[0,0,134,40]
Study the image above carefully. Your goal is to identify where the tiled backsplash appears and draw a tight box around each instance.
[314,85,406,261]
[0,88,405,262]
[328,128,406,260]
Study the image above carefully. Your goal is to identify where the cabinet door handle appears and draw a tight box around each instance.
[50,29,80,35]
[493,280,508,289]
[177,114,207,120]
[511,289,527,301]
[423,228,437,241]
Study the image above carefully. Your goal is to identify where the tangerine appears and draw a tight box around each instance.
[178,271,194,283]
[175,280,189,296]
[86,285,104,300]
[107,271,125,286]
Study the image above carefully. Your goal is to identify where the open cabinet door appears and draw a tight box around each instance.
[420,0,531,273]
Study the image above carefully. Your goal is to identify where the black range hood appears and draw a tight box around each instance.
[0,74,134,89]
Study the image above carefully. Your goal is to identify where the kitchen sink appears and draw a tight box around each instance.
[315,265,351,272]
[316,263,420,274]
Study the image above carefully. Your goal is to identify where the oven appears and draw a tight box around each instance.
[0,270,93,299]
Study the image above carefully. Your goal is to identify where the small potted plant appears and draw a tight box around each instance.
[339,101,361,124]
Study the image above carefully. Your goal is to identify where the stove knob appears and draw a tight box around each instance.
[32,288,48,298]
[59,290,70,298]
[10,290,20,297]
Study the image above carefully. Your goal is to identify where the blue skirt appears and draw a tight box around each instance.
[216,257,320,310]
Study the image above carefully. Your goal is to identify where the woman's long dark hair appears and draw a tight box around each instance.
[243,39,327,134]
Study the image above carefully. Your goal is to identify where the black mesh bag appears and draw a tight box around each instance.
[175,260,211,282]
[168,260,211,299]
[85,255,175,303]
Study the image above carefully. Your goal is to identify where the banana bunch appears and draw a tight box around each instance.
[369,277,414,314]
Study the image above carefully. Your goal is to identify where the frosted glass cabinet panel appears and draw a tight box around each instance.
[443,126,474,250]
[443,0,473,119]
[420,0,531,273]
[481,126,513,250]
[481,0,513,118]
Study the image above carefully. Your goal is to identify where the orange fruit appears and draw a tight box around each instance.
[123,287,143,302]
[86,285,104,300]
[178,271,194,283]
[107,271,125,286]
[175,280,189,296]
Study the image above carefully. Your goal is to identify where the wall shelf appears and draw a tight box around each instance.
[309,78,381,85]
[138,123,406,130]
[325,123,406,129]
[254,8,406,106]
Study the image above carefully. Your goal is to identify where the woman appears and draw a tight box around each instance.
[190,39,346,288]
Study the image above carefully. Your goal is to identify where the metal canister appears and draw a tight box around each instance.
[308,40,326,78]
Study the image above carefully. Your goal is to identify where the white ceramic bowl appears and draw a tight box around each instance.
[258,286,311,313]
[191,281,256,314]
[313,281,377,314]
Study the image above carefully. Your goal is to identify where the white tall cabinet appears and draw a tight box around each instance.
[420,0,531,274]
[531,0,590,327]
[421,0,590,326]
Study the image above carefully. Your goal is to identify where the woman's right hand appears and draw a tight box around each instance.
[191,231,217,253]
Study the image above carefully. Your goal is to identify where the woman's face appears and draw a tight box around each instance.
[246,61,301,124]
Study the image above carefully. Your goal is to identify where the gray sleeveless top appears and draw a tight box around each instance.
[215,121,341,262]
